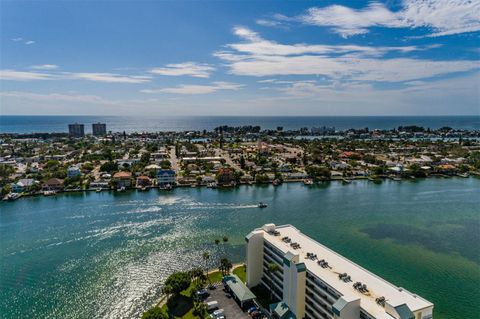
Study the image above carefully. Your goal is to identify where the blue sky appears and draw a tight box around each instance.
[0,0,479,116]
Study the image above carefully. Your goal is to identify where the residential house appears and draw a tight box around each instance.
[156,169,176,188]
[67,165,81,178]
[136,176,152,188]
[11,178,39,193]
[42,178,64,191]
[217,167,235,185]
[113,171,133,188]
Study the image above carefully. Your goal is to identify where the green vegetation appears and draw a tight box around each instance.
[163,272,192,296]
[219,258,233,276]
[233,264,246,283]
[142,306,168,319]
[250,285,275,309]
[207,270,223,283]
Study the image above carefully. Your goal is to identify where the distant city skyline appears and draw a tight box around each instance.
[1,0,479,116]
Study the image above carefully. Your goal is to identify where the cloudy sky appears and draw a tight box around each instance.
[1,0,479,116]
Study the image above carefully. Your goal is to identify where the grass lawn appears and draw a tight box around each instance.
[207,271,223,283]
[147,270,235,319]
[233,265,246,283]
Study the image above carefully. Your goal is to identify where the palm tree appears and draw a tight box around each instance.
[219,258,233,276]
[202,251,211,284]
[267,263,280,301]
[222,236,229,258]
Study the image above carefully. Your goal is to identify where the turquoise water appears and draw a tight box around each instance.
[1,115,479,133]
[0,179,479,319]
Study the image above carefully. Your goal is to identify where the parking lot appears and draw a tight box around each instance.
[204,285,251,319]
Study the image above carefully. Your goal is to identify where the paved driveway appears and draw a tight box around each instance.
[205,286,251,319]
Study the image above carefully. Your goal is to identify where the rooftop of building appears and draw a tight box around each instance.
[251,224,433,319]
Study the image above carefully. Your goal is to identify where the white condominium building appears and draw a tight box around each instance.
[245,224,433,319]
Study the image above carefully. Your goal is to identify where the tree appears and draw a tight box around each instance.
[163,271,191,296]
[100,161,118,173]
[141,307,168,319]
[239,156,246,169]
[202,252,211,284]
[219,258,232,276]
[266,263,280,300]
[222,236,229,258]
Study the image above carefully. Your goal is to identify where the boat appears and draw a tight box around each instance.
[117,186,126,192]
[392,177,402,181]
[43,190,56,196]
[207,182,218,189]
[457,173,469,178]
[258,202,268,208]
[273,179,281,186]
[342,178,352,184]
[96,188,102,192]
[303,179,314,185]
[3,193,21,201]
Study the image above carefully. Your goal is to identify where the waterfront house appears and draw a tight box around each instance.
[90,180,109,189]
[42,178,64,191]
[217,167,235,186]
[112,171,132,188]
[11,178,39,193]
[67,165,81,178]
[156,169,176,188]
[436,164,457,175]
[136,176,152,188]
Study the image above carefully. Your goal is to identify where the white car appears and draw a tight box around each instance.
[210,309,225,318]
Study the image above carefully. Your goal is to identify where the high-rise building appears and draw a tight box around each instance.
[92,123,107,136]
[68,123,84,137]
[246,224,433,319]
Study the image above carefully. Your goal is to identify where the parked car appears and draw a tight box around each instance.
[196,289,210,300]
[206,301,219,311]
[210,309,225,318]
[247,306,258,314]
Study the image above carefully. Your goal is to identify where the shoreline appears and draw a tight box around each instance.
[3,174,478,202]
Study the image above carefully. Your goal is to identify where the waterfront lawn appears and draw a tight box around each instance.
[207,271,223,283]
[233,265,246,283]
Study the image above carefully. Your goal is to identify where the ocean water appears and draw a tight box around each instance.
[0,179,479,319]
[0,115,479,133]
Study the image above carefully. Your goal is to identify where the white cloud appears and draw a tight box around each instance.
[247,72,479,115]
[141,82,243,94]
[0,91,118,105]
[298,0,480,38]
[11,37,36,45]
[214,27,479,82]
[0,70,54,81]
[69,72,151,83]
[149,62,215,78]
[233,26,262,42]
[30,64,59,70]
[256,19,283,28]
[0,69,153,83]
